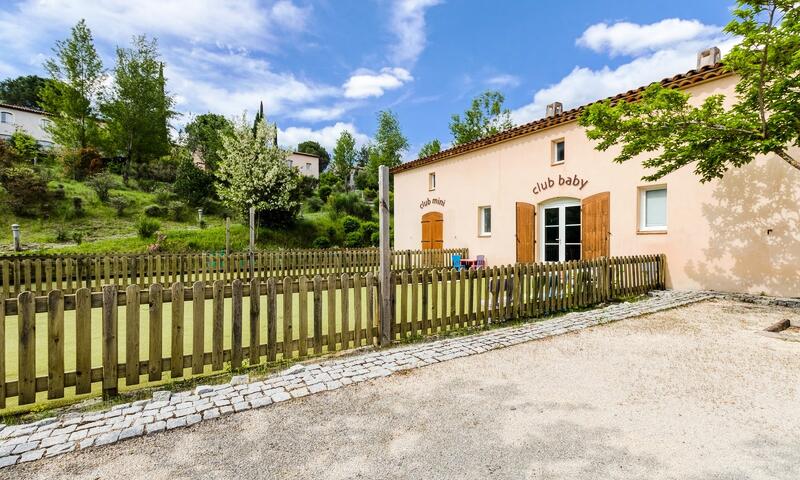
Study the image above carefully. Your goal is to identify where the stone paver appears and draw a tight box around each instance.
[0,290,709,469]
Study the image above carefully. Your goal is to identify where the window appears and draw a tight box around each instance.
[552,139,565,164]
[0,112,13,124]
[428,172,436,191]
[305,162,311,170]
[639,186,667,232]
[40,118,51,129]
[478,206,491,236]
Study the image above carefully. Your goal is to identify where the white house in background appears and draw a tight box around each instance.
[286,151,320,178]
[0,103,55,148]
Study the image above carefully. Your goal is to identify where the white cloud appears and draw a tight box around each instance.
[389,0,442,65]
[576,18,720,56]
[270,0,312,31]
[343,67,413,99]
[289,104,354,122]
[486,74,521,89]
[278,122,370,151]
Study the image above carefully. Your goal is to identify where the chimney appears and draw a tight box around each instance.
[696,47,721,69]
[545,102,563,118]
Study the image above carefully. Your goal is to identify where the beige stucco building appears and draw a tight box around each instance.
[286,151,320,178]
[391,63,800,297]
[0,103,54,148]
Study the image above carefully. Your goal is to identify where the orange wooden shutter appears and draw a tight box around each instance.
[581,192,610,259]
[515,202,535,263]
[421,212,443,250]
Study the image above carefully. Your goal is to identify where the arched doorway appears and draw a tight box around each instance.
[540,198,581,262]
[421,211,443,250]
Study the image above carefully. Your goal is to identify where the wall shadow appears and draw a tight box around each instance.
[684,157,800,296]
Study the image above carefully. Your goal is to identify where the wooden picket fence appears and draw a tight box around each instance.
[0,248,468,297]
[0,254,664,407]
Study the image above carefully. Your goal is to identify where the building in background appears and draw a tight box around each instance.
[391,51,800,297]
[0,103,54,148]
[286,151,320,178]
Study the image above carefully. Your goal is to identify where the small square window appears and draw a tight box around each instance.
[552,140,565,164]
[639,186,667,232]
[428,172,436,191]
[478,206,491,236]
[0,112,13,124]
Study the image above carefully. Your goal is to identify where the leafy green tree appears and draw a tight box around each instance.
[40,20,105,149]
[449,90,514,146]
[216,114,302,226]
[0,75,52,109]
[418,139,441,158]
[355,143,372,168]
[332,130,357,189]
[297,140,331,172]
[579,0,800,181]
[101,36,175,180]
[184,113,233,172]
[366,110,409,188]
[174,147,215,207]
[9,130,39,159]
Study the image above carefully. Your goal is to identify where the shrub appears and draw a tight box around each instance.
[144,204,166,218]
[0,165,49,216]
[0,138,20,168]
[54,225,69,242]
[312,236,331,248]
[109,195,131,217]
[52,184,66,200]
[71,231,83,244]
[344,231,363,248]
[342,216,361,234]
[328,191,373,220]
[360,222,379,243]
[370,231,379,246]
[318,185,332,202]
[136,216,161,239]
[305,196,323,212]
[167,200,188,221]
[9,130,39,160]
[62,147,103,180]
[86,172,118,202]
[72,196,85,217]
[153,185,174,205]
[174,154,215,207]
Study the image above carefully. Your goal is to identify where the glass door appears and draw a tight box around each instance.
[540,200,582,262]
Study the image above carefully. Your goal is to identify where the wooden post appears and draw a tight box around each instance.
[378,165,392,347]
[249,207,255,280]
[225,217,231,256]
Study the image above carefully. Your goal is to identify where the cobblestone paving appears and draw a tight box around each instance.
[0,290,710,469]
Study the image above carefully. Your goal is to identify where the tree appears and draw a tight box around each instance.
[0,75,52,109]
[40,20,105,149]
[297,140,331,172]
[216,114,302,226]
[449,90,514,146]
[366,110,409,188]
[331,130,357,189]
[355,143,372,168]
[184,113,233,172]
[418,139,441,158]
[579,0,800,181]
[174,147,215,207]
[101,36,175,180]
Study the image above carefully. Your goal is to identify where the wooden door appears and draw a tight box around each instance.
[421,212,443,250]
[515,202,535,263]
[581,192,610,259]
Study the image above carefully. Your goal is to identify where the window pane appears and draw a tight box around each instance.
[565,244,581,261]
[482,207,491,234]
[545,245,559,262]
[545,226,559,243]
[544,208,559,226]
[565,225,581,244]
[645,188,667,227]
[565,206,581,225]
[556,141,565,162]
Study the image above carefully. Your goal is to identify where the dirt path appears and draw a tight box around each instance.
[6,299,799,480]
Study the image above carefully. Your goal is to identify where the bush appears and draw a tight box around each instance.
[144,204,166,217]
[360,221,379,243]
[305,196,323,212]
[328,191,373,220]
[174,154,215,207]
[109,195,131,217]
[167,200,188,221]
[136,216,161,239]
[72,196,85,217]
[9,130,39,160]
[0,138,20,168]
[342,216,361,234]
[370,231,379,246]
[86,172,118,202]
[62,147,103,180]
[71,231,83,244]
[312,236,331,248]
[153,185,174,205]
[344,230,363,248]
[0,165,49,216]
[54,225,69,242]
[318,185,332,202]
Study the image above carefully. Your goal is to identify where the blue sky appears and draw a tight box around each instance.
[0,0,737,159]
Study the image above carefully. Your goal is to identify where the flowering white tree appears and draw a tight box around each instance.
[216,114,301,226]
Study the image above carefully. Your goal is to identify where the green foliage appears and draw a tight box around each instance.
[174,149,215,207]
[297,140,331,172]
[449,90,514,146]
[216,114,302,227]
[143,204,166,217]
[71,196,84,217]
[332,130,357,189]
[167,200,188,221]
[85,172,118,202]
[0,166,50,216]
[343,230,363,248]
[108,194,131,217]
[0,75,51,109]
[61,147,103,180]
[184,113,233,172]
[312,236,331,248]
[365,110,408,188]
[418,139,441,158]
[135,216,160,238]
[0,138,20,168]
[40,20,105,149]
[579,1,800,180]
[342,215,361,233]
[304,196,323,212]
[328,191,373,220]
[9,130,39,160]
[101,35,174,180]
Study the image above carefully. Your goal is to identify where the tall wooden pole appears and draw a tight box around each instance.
[378,165,392,347]
[249,207,255,280]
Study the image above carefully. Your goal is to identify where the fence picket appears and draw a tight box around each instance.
[126,285,141,385]
[171,282,185,377]
[148,283,163,382]
[47,290,64,399]
[102,285,118,398]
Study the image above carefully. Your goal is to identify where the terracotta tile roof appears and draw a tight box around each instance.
[0,103,53,116]
[391,63,732,174]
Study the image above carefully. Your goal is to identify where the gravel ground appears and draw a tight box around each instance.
[5,299,799,480]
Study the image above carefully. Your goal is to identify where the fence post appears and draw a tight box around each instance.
[378,165,393,347]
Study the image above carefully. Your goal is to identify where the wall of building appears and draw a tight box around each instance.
[287,152,320,178]
[0,106,53,147]
[393,75,800,297]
